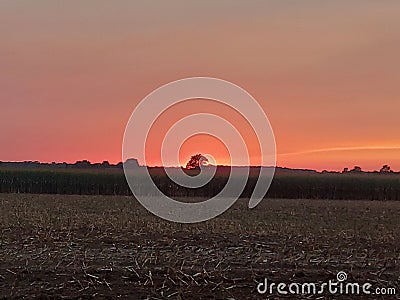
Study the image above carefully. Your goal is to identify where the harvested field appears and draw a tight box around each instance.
[0,194,399,299]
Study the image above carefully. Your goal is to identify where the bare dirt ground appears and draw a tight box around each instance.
[0,194,399,299]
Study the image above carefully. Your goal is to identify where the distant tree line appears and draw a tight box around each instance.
[0,159,140,170]
[341,164,395,174]
[1,159,398,174]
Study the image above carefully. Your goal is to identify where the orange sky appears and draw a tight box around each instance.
[1,1,400,171]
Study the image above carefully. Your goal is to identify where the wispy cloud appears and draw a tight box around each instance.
[279,146,400,157]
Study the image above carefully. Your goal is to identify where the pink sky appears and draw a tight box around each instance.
[1,1,400,171]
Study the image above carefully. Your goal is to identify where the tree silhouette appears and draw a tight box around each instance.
[380,165,392,173]
[350,166,363,173]
[185,154,208,170]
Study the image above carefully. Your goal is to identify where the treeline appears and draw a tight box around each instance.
[0,158,140,170]
[1,168,400,201]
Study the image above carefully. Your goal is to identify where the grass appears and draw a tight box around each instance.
[0,194,399,299]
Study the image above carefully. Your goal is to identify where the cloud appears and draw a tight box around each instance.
[279,146,400,157]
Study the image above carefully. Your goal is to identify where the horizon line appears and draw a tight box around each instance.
[0,160,398,173]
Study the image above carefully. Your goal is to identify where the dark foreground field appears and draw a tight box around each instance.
[0,195,399,299]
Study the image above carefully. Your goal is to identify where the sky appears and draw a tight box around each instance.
[1,1,400,171]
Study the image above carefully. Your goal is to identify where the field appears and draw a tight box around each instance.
[0,194,399,299]
[2,168,400,201]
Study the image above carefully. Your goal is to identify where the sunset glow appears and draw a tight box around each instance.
[1,1,399,171]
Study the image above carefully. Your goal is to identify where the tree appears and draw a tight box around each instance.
[350,166,363,173]
[73,160,91,168]
[185,154,208,170]
[380,165,392,173]
[124,158,139,169]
